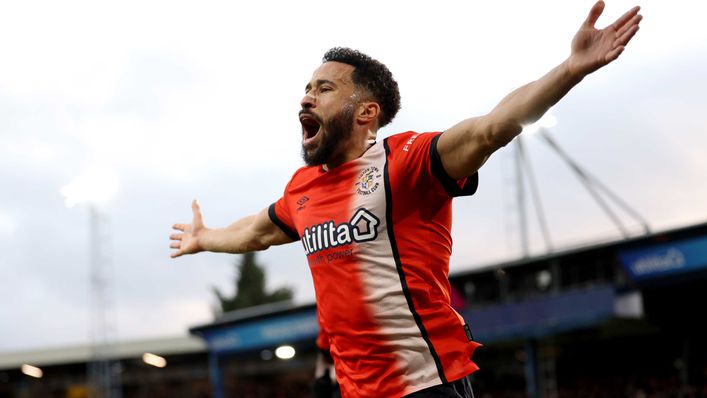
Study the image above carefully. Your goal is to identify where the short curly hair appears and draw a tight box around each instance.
[323,47,401,128]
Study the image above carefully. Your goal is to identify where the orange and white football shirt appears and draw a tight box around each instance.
[269,131,481,398]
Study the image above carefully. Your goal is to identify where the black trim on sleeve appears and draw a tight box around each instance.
[430,133,479,197]
[268,203,299,241]
[383,139,448,384]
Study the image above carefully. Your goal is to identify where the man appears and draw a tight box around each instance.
[170,3,641,397]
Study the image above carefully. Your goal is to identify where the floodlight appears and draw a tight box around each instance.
[60,167,119,208]
[523,114,557,134]
[142,353,167,368]
[260,349,273,360]
[275,345,296,360]
[536,270,553,290]
[21,364,43,378]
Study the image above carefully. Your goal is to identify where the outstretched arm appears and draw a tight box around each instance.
[438,1,642,179]
[170,200,294,258]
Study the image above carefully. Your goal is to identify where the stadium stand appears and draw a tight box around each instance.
[2,221,706,397]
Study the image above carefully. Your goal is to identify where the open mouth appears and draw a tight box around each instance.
[299,112,322,144]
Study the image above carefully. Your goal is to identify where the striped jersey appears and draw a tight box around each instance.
[269,131,481,397]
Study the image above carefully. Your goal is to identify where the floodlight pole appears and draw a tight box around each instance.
[514,137,554,257]
[515,139,529,257]
[61,169,121,398]
[87,205,121,398]
[511,121,651,258]
[537,128,651,237]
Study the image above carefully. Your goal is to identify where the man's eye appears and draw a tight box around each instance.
[320,87,332,92]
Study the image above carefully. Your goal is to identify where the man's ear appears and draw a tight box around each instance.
[356,102,380,125]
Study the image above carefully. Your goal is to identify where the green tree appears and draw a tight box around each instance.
[213,252,293,315]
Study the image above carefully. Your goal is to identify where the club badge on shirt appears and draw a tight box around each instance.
[356,166,382,196]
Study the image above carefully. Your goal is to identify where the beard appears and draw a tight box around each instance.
[301,102,355,167]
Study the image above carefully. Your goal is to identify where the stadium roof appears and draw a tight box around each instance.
[0,335,205,370]
[190,300,316,334]
[452,220,707,277]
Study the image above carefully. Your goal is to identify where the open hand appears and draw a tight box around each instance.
[568,1,642,77]
[170,199,206,258]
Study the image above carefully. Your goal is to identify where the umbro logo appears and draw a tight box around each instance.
[296,196,310,212]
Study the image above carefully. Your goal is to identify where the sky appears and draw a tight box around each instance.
[1,0,706,352]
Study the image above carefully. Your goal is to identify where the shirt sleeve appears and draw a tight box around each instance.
[387,131,478,198]
[429,133,479,197]
[268,198,299,242]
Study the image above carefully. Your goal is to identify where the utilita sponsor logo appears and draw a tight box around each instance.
[301,208,380,255]
[631,248,686,276]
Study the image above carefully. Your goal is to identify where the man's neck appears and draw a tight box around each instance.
[323,128,377,171]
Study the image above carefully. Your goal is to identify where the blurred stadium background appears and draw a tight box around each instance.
[2,220,707,397]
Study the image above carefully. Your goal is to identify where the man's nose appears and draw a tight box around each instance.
[301,93,315,110]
